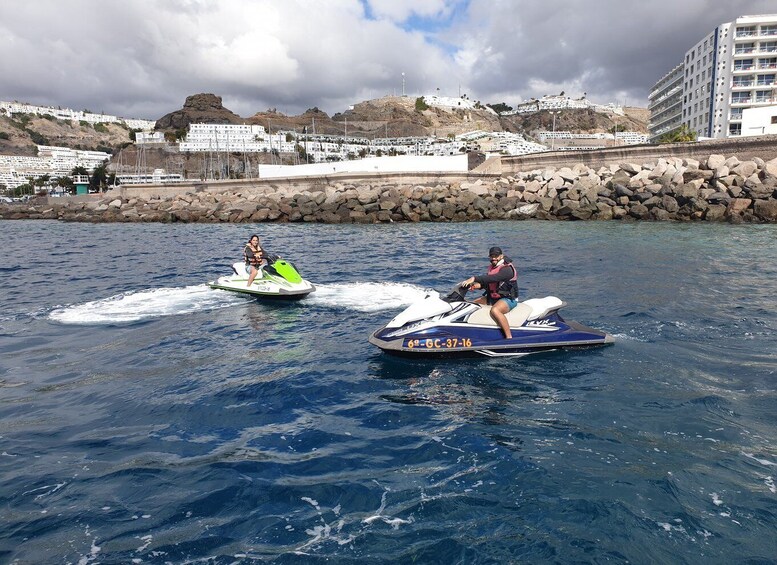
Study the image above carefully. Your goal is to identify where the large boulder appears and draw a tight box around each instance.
[754,199,777,221]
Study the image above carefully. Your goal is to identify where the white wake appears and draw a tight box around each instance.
[309,282,432,312]
[49,285,247,325]
[48,281,432,325]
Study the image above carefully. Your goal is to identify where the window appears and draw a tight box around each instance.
[772,115,777,124]
[737,26,756,37]
[759,57,777,68]
[732,92,751,103]
[755,90,771,103]
[734,76,753,86]
[729,123,742,135]
[756,74,775,85]
[762,25,777,36]
[734,59,754,70]
[736,42,755,54]
[761,41,777,53]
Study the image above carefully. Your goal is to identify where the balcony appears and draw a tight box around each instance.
[733,64,756,72]
[758,63,777,69]
[730,97,752,105]
[732,80,754,88]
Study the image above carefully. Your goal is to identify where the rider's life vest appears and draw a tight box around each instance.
[486,261,518,301]
[244,244,263,266]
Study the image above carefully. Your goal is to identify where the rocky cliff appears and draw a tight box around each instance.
[154,93,244,131]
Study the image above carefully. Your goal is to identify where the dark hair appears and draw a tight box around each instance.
[249,234,260,241]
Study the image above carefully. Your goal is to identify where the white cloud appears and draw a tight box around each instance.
[0,0,775,120]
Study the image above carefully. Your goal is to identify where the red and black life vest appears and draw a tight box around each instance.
[486,261,518,301]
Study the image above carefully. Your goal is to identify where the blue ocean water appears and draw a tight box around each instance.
[0,219,775,564]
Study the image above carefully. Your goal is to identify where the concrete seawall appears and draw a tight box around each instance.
[502,135,777,172]
[102,171,501,201]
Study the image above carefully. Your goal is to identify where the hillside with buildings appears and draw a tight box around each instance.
[1,92,649,192]
[0,114,133,156]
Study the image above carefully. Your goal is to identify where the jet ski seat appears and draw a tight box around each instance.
[466,303,532,327]
[465,296,564,327]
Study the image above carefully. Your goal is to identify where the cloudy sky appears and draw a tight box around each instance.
[1,0,774,120]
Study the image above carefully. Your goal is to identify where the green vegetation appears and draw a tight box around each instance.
[415,97,429,112]
[487,102,513,114]
[79,120,90,128]
[93,122,109,133]
[89,161,109,192]
[0,132,9,140]
[658,124,697,143]
[28,130,49,145]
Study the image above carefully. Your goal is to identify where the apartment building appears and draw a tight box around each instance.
[505,95,625,116]
[0,146,110,190]
[650,14,777,140]
[0,100,155,130]
[648,64,684,141]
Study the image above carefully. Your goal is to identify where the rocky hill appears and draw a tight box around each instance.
[155,93,646,139]
[155,93,243,131]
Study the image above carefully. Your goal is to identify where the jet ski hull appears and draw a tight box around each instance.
[369,294,613,358]
[207,278,314,300]
[208,260,315,300]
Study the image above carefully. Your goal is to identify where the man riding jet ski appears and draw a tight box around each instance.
[369,246,613,357]
[460,246,519,340]
[208,234,315,300]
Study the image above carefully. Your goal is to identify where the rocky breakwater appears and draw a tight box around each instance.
[2,154,776,224]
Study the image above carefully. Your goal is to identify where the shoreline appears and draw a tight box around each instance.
[2,153,776,224]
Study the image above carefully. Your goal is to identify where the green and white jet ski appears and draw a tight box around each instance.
[208,255,315,300]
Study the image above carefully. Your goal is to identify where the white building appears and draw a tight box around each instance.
[648,64,685,141]
[652,14,777,139]
[0,146,110,189]
[504,95,624,116]
[422,94,498,114]
[740,104,777,135]
[0,100,155,130]
[615,131,650,145]
[179,123,296,153]
[135,131,166,144]
[116,169,184,185]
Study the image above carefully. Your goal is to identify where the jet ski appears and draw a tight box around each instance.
[208,254,315,300]
[369,285,613,357]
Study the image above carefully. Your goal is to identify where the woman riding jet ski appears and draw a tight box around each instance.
[369,246,612,357]
[208,234,315,300]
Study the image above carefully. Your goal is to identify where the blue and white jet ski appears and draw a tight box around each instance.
[369,286,613,357]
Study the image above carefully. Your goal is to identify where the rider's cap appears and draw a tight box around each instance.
[488,246,503,256]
